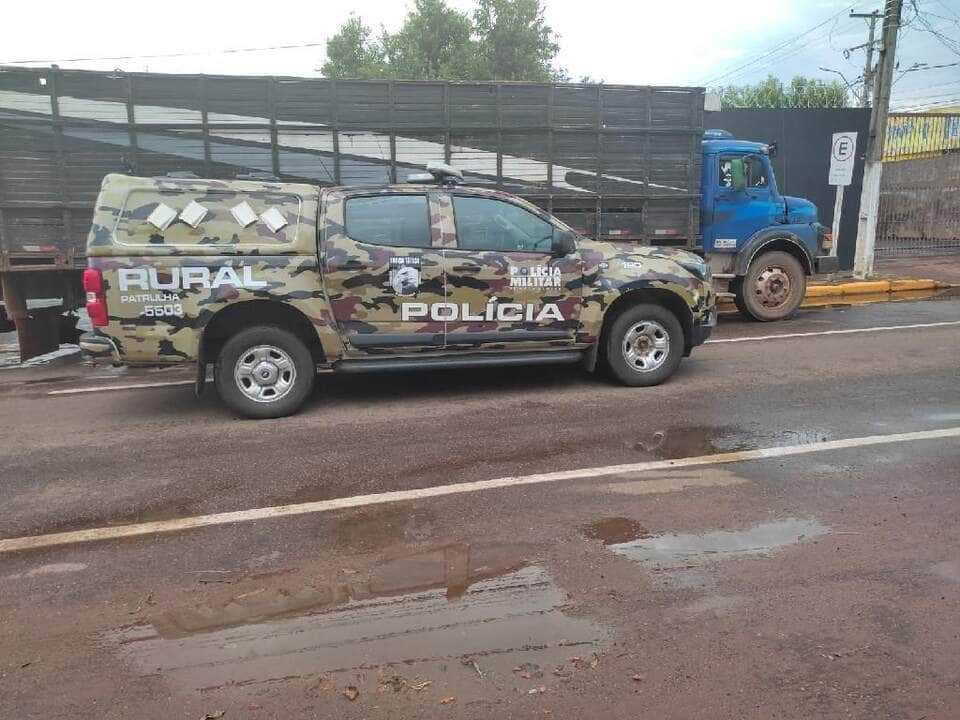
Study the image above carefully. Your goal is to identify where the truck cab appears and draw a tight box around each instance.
[699,130,838,321]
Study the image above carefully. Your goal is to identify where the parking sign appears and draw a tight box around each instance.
[829,132,857,186]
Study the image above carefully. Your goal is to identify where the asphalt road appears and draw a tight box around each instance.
[1,296,959,719]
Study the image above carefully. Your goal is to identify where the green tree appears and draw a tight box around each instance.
[320,0,565,82]
[715,75,849,109]
[320,16,388,80]
[472,0,564,81]
[383,0,475,81]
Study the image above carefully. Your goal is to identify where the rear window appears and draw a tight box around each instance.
[345,195,431,248]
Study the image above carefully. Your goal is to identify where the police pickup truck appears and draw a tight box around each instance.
[80,164,716,418]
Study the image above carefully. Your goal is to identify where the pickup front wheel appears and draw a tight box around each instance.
[215,325,315,419]
[604,303,684,386]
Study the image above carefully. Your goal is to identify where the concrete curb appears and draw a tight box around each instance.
[717,277,950,313]
[805,278,945,299]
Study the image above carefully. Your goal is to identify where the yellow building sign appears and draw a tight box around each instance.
[884,113,960,161]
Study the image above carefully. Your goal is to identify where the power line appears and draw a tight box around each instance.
[910,0,960,55]
[708,18,862,87]
[894,92,960,109]
[897,60,960,72]
[897,77,960,92]
[699,4,856,85]
[922,10,960,25]
[896,97,960,110]
[930,0,960,21]
[0,41,325,66]
[893,85,960,102]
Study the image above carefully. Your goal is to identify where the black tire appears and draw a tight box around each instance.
[604,303,684,387]
[215,325,315,419]
[736,250,806,322]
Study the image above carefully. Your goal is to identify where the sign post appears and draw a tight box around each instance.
[828,131,857,259]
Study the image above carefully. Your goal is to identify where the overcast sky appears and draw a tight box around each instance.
[2,0,958,110]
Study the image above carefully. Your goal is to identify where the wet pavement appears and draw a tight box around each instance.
[1,297,959,718]
[110,543,606,701]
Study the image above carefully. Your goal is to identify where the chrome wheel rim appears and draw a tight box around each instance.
[622,320,670,373]
[234,345,296,403]
[755,266,791,308]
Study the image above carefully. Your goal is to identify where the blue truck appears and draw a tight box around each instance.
[696,129,838,321]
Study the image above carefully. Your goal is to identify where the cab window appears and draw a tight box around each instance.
[719,156,735,188]
[453,196,555,253]
[743,155,769,188]
[344,195,430,247]
[719,154,768,189]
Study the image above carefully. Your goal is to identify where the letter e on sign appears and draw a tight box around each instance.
[829,132,857,186]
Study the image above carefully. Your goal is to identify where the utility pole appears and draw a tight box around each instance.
[853,0,901,278]
[850,10,883,108]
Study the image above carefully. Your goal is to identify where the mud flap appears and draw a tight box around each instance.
[582,341,600,373]
[1,273,61,362]
[194,352,206,397]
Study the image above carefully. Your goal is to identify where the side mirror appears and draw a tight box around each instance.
[551,229,577,257]
[729,158,746,192]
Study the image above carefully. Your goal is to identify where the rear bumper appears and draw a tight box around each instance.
[79,332,120,362]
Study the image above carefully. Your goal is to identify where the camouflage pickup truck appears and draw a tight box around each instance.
[80,165,716,418]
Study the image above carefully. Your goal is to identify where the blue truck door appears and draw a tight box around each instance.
[706,153,781,253]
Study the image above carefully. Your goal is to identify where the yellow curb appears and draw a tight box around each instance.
[889,278,938,292]
[804,284,841,298]
[838,280,893,295]
[719,278,943,305]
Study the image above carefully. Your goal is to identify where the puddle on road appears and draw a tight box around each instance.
[581,517,651,545]
[587,518,829,596]
[629,426,832,460]
[629,426,748,459]
[608,518,829,568]
[109,542,606,693]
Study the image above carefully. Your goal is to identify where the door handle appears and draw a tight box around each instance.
[333,259,365,270]
[452,264,483,273]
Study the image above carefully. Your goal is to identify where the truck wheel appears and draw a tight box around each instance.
[604,303,684,387]
[215,326,315,419]
[736,251,805,321]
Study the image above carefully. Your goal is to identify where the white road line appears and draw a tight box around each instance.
[706,320,960,344]
[44,322,960,396]
[2,425,958,554]
[47,380,194,395]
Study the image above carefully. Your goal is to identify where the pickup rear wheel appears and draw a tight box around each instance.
[215,325,315,419]
[736,250,806,321]
[604,303,684,386]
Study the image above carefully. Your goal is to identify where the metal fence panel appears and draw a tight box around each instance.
[877,152,960,256]
[0,66,705,269]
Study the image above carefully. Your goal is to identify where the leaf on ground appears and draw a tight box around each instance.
[342,686,359,701]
